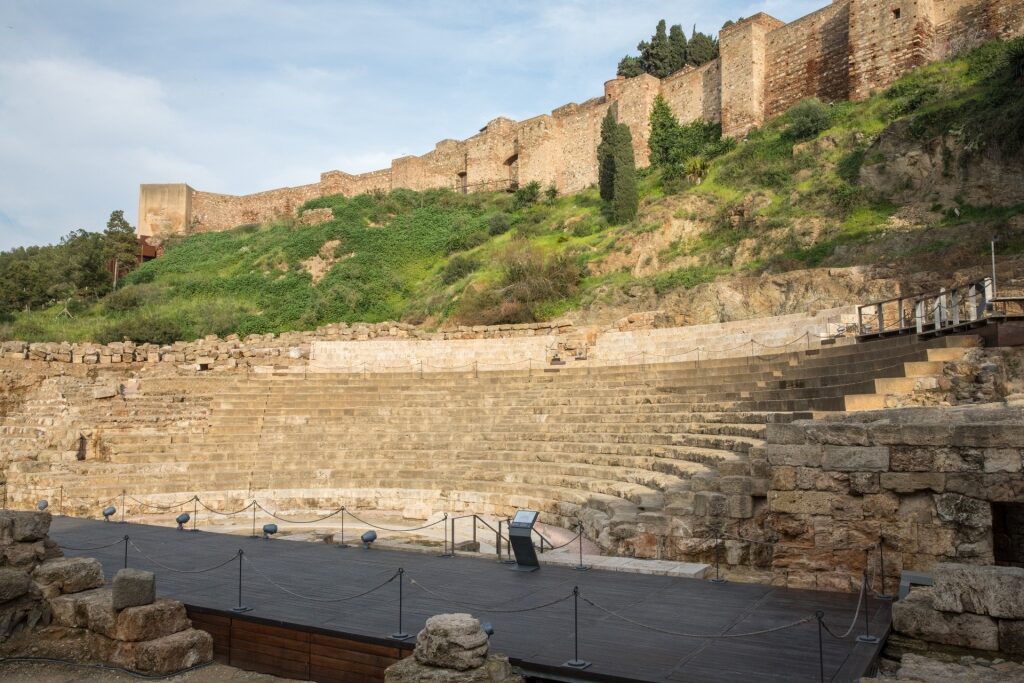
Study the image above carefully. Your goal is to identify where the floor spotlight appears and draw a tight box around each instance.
[176,512,190,530]
[102,506,116,522]
[361,530,377,549]
[262,523,278,540]
[37,499,48,511]
[482,622,495,636]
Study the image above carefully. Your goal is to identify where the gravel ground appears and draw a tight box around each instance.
[0,660,308,683]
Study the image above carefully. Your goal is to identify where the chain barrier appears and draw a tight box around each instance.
[195,499,255,516]
[410,578,574,614]
[255,501,345,524]
[243,556,399,603]
[343,509,447,532]
[127,495,196,511]
[127,539,239,574]
[580,594,814,638]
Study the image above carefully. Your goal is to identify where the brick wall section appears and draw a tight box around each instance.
[764,1,851,119]
[138,0,1024,235]
[762,406,1024,591]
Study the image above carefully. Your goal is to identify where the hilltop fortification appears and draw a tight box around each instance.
[138,0,1023,238]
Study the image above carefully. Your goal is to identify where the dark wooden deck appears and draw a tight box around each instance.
[51,517,890,683]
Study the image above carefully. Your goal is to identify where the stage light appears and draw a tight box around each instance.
[361,530,377,549]
[176,513,190,530]
[482,622,494,636]
[262,523,278,539]
[37,500,48,511]
[102,506,116,522]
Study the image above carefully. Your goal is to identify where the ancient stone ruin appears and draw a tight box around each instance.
[0,509,212,676]
[384,613,522,683]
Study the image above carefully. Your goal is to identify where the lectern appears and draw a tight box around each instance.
[508,509,540,572]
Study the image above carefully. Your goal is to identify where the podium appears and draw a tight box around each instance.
[508,510,540,572]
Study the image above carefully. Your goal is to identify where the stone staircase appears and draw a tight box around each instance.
[0,332,978,555]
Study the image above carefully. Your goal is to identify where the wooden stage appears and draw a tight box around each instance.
[51,517,890,683]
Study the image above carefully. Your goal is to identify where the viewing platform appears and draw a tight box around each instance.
[52,517,891,683]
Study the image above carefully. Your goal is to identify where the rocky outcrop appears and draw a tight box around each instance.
[385,613,523,683]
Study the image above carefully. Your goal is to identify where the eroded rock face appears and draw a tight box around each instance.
[33,557,104,597]
[385,613,522,683]
[930,564,1024,619]
[892,588,999,651]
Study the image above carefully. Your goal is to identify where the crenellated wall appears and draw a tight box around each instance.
[137,0,1024,238]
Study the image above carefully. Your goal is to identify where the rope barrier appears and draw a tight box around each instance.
[255,501,345,524]
[58,538,126,552]
[410,578,573,613]
[127,539,238,574]
[820,579,867,640]
[580,595,814,639]
[243,556,399,603]
[127,495,196,511]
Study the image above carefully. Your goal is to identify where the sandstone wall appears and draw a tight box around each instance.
[762,405,1024,591]
[138,0,1024,234]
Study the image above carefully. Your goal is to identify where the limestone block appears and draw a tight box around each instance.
[893,588,998,650]
[764,423,806,445]
[998,619,1024,655]
[112,568,155,610]
[727,495,753,519]
[33,557,104,595]
[111,627,213,675]
[821,446,889,472]
[880,472,945,493]
[719,476,753,496]
[693,491,727,517]
[931,564,1024,618]
[386,653,523,683]
[954,425,1024,449]
[414,613,489,671]
[0,567,31,602]
[933,494,991,528]
[766,444,823,467]
[984,449,1022,473]
[804,423,870,446]
[768,491,832,515]
[849,472,880,495]
[2,540,47,568]
[115,599,190,642]
[0,510,51,542]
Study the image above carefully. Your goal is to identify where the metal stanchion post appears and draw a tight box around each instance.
[232,550,252,613]
[59,486,63,516]
[563,586,590,669]
[338,507,350,549]
[440,514,452,558]
[856,556,878,644]
[574,524,589,571]
[877,538,893,600]
[120,490,126,524]
[710,534,726,584]
[123,535,129,569]
[391,569,410,640]
[496,520,502,561]
[252,504,257,538]
[192,498,198,533]
[816,611,825,683]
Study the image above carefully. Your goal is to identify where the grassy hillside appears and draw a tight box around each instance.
[3,39,1022,345]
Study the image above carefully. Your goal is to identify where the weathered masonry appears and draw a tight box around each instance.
[138,0,1024,238]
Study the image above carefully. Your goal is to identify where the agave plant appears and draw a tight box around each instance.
[1005,37,1024,85]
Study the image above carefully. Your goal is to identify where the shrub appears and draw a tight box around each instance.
[440,254,478,284]
[103,284,164,313]
[97,313,188,345]
[1004,37,1024,84]
[544,183,559,204]
[783,99,831,142]
[837,149,866,184]
[512,181,541,209]
[488,213,511,236]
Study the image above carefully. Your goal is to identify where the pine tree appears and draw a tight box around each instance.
[103,210,139,289]
[598,107,618,202]
[668,24,688,73]
[616,55,644,78]
[610,123,638,224]
[648,95,680,168]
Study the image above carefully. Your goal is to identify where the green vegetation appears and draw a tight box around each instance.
[2,40,1021,344]
[598,108,639,223]
[617,19,718,78]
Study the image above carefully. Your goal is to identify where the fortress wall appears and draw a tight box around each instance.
[189,183,321,234]
[659,60,722,125]
[720,14,786,137]
[465,118,519,191]
[138,184,191,238]
[551,99,609,193]
[935,0,1024,58]
[848,0,937,100]
[764,1,851,120]
[515,115,561,191]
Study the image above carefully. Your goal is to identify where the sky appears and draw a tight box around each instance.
[0,0,823,252]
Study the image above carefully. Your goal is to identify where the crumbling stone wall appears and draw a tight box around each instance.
[761,405,1024,591]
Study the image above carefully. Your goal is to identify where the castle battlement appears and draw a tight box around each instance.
[138,0,1023,238]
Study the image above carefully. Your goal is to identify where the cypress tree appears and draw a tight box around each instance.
[686,28,718,66]
[616,55,644,78]
[668,24,688,73]
[611,123,638,224]
[639,20,673,78]
[648,95,680,168]
[598,107,617,202]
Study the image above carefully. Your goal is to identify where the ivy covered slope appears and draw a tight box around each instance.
[3,39,1023,345]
